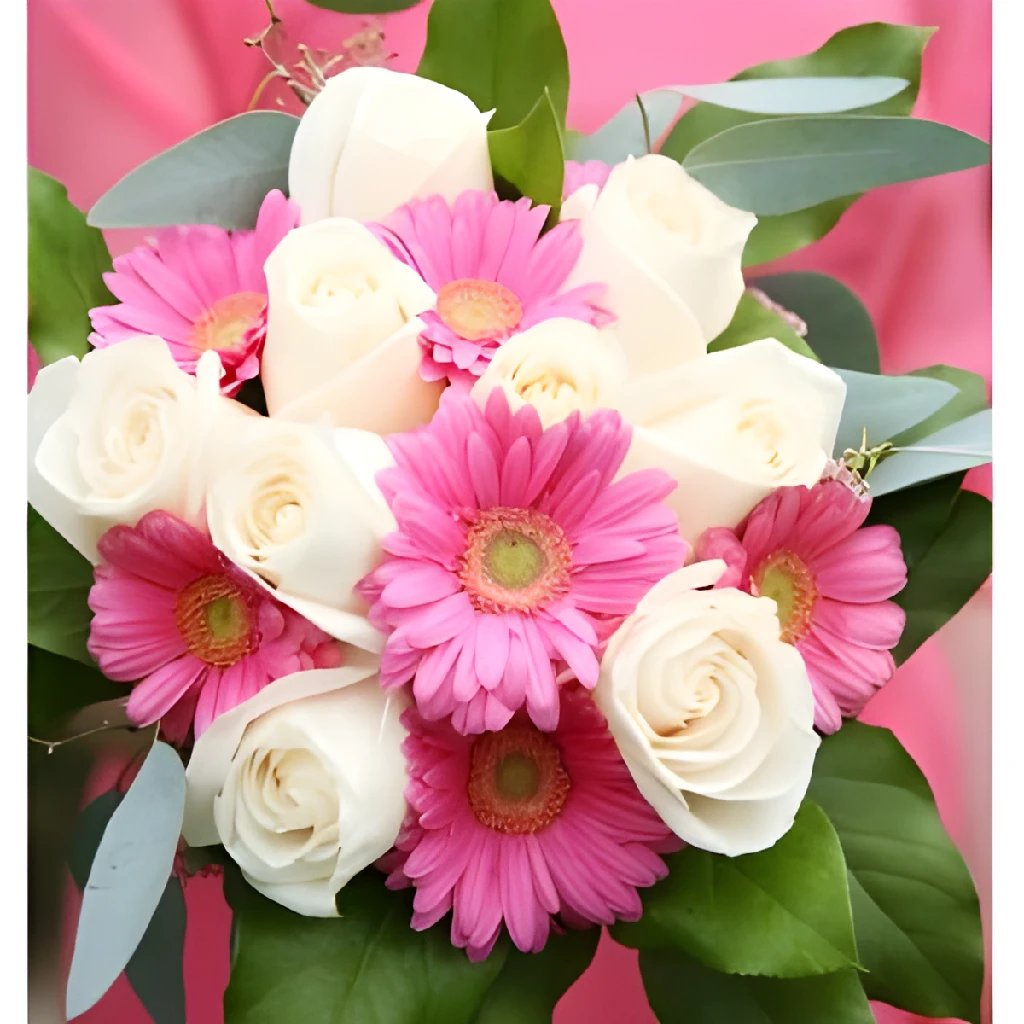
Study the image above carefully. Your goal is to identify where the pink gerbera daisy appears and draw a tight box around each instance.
[696,475,908,733]
[88,510,341,742]
[384,685,679,960]
[374,190,609,385]
[358,388,686,735]
[89,190,299,396]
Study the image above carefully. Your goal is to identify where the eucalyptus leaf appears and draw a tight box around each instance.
[668,76,907,115]
[682,115,989,217]
[28,647,123,738]
[70,793,187,1024]
[418,0,568,129]
[225,868,506,1023]
[888,489,991,664]
[752,272,879,373]
[571,90,683,163]
[809,723,984,1022]
[306,0,423,11]
[709,291,818,361]
[614,801,858,978]
[88,111,299,229]
[640,949,873,1024]
[67,743,186,1020]
[832,369,958,455]
[28,506,95,666]
[28,168,114,364]
[868,409,992,497]
[660,23,935,266]
[892,365,989,446]
[488,90,565,212]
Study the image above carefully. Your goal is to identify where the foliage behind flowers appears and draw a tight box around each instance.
[27,1,991,1022]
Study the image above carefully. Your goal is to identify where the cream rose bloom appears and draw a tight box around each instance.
[620,339,846,544]
[288,66,493,224]
[470,319,628,427]
[594,560,819,855]
[205,415,393,652]
[183,660,407,917]
[563,154,756,374]
[28,337,239,563]
[261,218,441,433]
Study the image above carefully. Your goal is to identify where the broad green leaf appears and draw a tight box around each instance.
[89,111,299,229]
[892,365,989,446]
[307,0,422,11]
[709,291,818,360]
[809,723,984,1022]
[640,949,873,1024]
[752,272,879,373]
[682,116,989,217]
[667,76,907,115]
[614,801,858,978]
[472,928,600,1023]
[833,369,957,455]
[889,489,991,663]
[67,742,186,1019]
[28,168,114,365]
[488,90,565,213]
[225,868,505,1023]
[28,647,123,738]
[418,0,568,130]
[28,507,95,666]
[869,409,991,497]
[70,792,187,1024]
[660,23,935,266]
[571,90,683,163]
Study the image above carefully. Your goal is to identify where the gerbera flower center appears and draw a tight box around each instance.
[436,278,523,341]
[751,549,818,644]
[175,574,257,667]
[190,291,267,354]
[467,722,570,835]
[459,508,572,613]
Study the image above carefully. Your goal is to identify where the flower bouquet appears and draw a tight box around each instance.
[27,1,992,1021]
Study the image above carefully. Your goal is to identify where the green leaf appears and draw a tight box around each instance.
[28,647,123,738]
[28,507,95,666]
[88,111,299,229]
[752,272,879,373]
[682,115,989,217]
[640,949,873,1024]
[225,868,506,1023]
[28,168,114,365]
[660,23,935,266]
[487,90,565,213]
[307,0,423,11]
[67,742,186,1019]
[809,722,984,1022]
[614,801,858,978]
[709,291,818,360]
[417,0,569,130]
[893,365,989,446]
[70,793,187,1024]
[666,76,908,115]
[472,928,599,1023]
[889,489,991,663]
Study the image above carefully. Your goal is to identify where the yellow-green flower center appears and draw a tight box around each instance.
[175,574,257,666]
[751,550,817,644]
[190,291,266,354]
[436,278,523,341]
[484,529,546,590]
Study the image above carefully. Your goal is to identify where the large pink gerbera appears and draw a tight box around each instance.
[358,389,686,735]
[375,190,609,385]
[89,190,298,396]
[384,686,679,960]
[88,510,341,742]
[697,475,908,733]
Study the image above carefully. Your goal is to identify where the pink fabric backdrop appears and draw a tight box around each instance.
[28,1,991,1021]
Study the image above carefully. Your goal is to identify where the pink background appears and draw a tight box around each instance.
[27,1,992,1022]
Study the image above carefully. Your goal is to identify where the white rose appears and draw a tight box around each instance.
[595,560,819,855]
[28,337,239,563]
[470,319,628,427]
[620,339,846,543]
[183,661,408,917]
[564,154,756,374]
[261,218,442,434]
[206,416,394,652]
[288,66,493,224]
